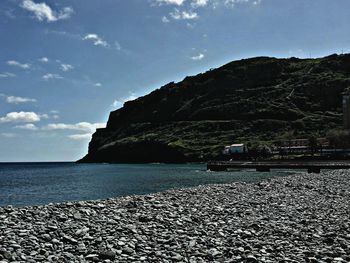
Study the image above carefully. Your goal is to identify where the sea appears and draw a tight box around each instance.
[0,162,295,207]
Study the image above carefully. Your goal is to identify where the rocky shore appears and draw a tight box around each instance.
[0,170,349,263]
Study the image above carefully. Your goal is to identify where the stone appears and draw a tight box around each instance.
[333,258,346,262]
[98,251,116,260]
[2,251,12,260]
[172,254,183,261]
[122,247,134,255]
[41,234,51,241]
[73,213,82,220]
[246,255,258,262]
[0,170,349,262]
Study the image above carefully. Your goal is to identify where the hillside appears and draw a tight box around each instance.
[78,54,350,163]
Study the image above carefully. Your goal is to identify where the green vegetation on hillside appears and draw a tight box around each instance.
[79,54,350,163]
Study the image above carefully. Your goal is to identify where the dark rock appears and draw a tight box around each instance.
[2,251,12,260]
[122,247,134,255]
[246,255,258,262]
[98,250,116,260]
[138,215,152,222]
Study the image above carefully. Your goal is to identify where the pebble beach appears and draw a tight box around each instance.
[0,170,349,263]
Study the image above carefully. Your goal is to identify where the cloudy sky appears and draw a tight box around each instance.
[1,0,350,161]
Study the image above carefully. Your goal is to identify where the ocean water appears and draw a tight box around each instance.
[0,162,294,207]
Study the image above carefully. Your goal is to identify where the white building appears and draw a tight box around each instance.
[223,144,247,154]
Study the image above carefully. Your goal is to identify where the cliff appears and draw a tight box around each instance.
[78,54,350,163]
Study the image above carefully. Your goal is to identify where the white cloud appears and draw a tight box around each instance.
[111,100,120,108]
[0,112,41,123]
[191,0,209,7]
[111,93,137,108]
[224,0,260,7]
[115,41,122,50]
[182,11,198,19]
[186,22,195,28]
[94,83,102,87]
[38,57,49,63]
[152,0,261,23]
[49,110,60,119]
[40,114,49,119]
[6,95,37,104]
[162,16,170,23]
[46,30,119,50]
[170,9,198,20]
[60,64,74,71]
[44,122,105,140]
[45,122,105,133]
[42,73,63,80]
[58,7,74,20]
[20,0,74,22]
[15,123,38,130]
[191,53,205,60]
[7,60,30,69]
[67,133,92,140]
[154,0,186,6]
[0,72,16,78]
[83,34,109,47]
[45,30,81,40]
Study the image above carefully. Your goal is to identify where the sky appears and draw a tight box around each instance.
[0,0,350,162]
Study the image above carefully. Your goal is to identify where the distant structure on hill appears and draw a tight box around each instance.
[276,138,329,153]
[223,144,248,155]
[343,93,350,130]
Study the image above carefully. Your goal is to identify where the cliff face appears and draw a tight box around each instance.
[79,54,350,163]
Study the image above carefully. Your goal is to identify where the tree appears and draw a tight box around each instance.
[327,129,350,150]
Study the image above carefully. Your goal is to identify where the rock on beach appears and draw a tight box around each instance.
[0,170,349,262]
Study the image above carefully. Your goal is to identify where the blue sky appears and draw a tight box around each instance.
[0,0,350,161]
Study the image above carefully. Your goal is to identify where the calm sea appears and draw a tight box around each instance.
[0,162,294,207]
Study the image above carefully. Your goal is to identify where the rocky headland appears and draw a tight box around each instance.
[79,54,350,163]
[0,170,349,262]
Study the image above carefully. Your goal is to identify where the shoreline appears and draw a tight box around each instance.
[0,163,294,208]
[0,170,349,262]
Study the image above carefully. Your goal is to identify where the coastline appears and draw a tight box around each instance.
[0,171,349,262]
